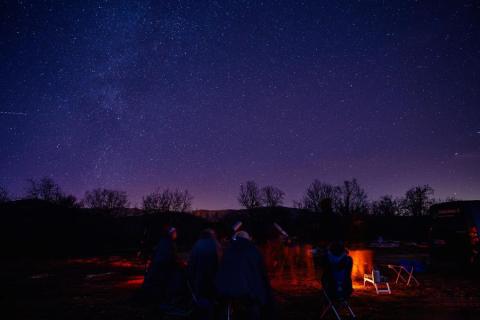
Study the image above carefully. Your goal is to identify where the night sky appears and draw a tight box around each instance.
[1,1,479,209]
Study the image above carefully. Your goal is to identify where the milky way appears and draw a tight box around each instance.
[1,1,479,209]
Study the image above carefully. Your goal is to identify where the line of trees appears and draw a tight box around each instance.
[0,177,193,213]
[0,177,457,216]
[238,181,285,209]
[82,188,129,210]
[142,188,193,213]
[294,178,368,215]
[237,179,444,216]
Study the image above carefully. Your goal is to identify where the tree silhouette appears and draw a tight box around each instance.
[170,189,193,212]
[300,180,338,214]
[261,185,285,207]
[371,195,399,216]
[24,177,78,207]
[25,177,63,202]
[83,188,128,209]
[0,186,10,203]
[238,181,261,209]
[143,188,193,213]
[401,185,434,216]
[337,178,368,215]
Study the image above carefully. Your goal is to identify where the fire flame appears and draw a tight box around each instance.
[263,242,374,292]
[349,249,374,289]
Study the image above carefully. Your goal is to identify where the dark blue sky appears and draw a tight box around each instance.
[1,0,479,209]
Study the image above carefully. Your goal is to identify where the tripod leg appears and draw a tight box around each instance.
[320,302,331,319]
[344,301,356,319]
[331,304,341,320]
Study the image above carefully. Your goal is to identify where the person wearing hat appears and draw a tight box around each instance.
[141,224,184,302]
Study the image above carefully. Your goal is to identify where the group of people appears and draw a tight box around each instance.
[138,224,274,319]
[137,223,353,320]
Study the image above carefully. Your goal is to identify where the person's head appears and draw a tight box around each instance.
[234,230,251,241]
[329,241,346,256]
[200,228,216,240]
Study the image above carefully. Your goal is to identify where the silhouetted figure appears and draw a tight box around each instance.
[188,229,222,319]
[141,225,185,303]
[321,241,353,300]
[215,231,274,320]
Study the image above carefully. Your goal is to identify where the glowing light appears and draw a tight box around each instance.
[117,275,144,288]
[349,249,374,289]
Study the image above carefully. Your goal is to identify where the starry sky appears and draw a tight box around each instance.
[1,0,479,209]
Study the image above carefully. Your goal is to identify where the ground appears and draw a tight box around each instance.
[2,248,479,319]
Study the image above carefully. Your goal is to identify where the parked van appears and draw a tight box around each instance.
[429,201,480,266]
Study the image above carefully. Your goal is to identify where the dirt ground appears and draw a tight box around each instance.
[1,250,480,320]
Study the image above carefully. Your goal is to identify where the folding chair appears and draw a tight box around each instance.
[320,289,356,320]
[363,270,391,294]
[387,264,420,286]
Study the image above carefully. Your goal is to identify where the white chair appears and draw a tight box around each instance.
[364,269,391,294]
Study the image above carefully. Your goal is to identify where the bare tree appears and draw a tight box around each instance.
[143,190,163,212]
[171,189,193,212]
[24,177,79,207]
[83,188,129,209]
[337,178,368,215]
[261,185,285,207]
[0,186,10,203]
[371,195,399,216]
[143,189,171,212]
[300,180,339,214]
[26,177,64,202]
[401,185,434,216]
[238,181,261,209]
[143,188,193,213]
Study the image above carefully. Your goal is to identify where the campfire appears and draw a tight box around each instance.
[263,242,374,292]
[349,249,374,289]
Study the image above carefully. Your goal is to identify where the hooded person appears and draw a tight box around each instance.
[187,229,222,319]
[188,229,222,299]
[320,241,353,299]
[215,231,274,320]
[141,225,185,302]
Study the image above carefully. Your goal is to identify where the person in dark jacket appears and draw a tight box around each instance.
[215,231,274,320]
[320,241,353,300]
[188,229,222,319]
[188,229,221,299]
[141,225,185,302]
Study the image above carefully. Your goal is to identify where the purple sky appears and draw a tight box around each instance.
[1,1,479,209]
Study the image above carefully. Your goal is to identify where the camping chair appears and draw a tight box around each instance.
[363,269,391,294]
[320,289,356,320]
[387,264,420,286]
